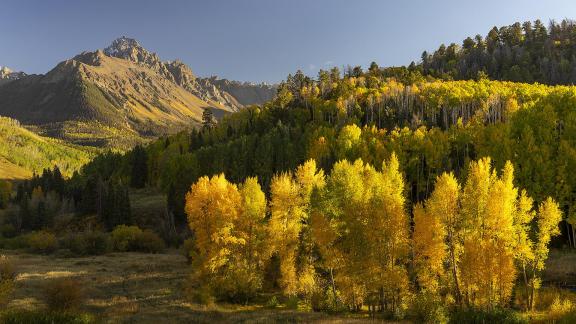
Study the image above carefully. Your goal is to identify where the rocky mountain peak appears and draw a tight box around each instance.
[104,37,142,57]
[98,37,275,110]
[104,36,161,68]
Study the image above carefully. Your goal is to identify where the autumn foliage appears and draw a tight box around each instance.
[184,155,562,313]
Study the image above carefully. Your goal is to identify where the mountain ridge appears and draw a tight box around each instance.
[0,37,277,149]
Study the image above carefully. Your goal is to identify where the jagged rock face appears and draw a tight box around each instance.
[0,66,26,85]
[104,37,162,68]
[102,37,275,110]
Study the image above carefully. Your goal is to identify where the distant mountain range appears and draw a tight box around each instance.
[0,37,276,148]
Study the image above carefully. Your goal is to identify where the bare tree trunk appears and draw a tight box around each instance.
[522,262,530,310]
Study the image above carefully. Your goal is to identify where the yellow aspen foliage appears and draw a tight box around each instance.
[294,159,325,293]
[534,198,562,271]
[295,159,326,206]
[514,191,535,266]
[371,153,411,312]
[526,197,563,309]
[461,157,494,233]
[185,174,271,300]
[185,174,243,274]
[268,172,304,295]
[413,203,446,294]
[479,161,518,306]
[336,124,362,160]
[313,154,410,312]
[238,177,267,273]
[425,172,462,304]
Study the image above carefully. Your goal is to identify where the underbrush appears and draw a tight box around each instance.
[0,225,166,257]
[60,231,110,256]
[0,255,16,307]
[111,225,165,253]
[43,278,86,311]
[0,310,96,324]
[449,307,527,324]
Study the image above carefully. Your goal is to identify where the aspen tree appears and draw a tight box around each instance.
[238,177,267,277]
[459,158,494,306]
[527,198,562,309]
[269,172,304,295]
[185,174,243,291]
[425,172,462,305]
[294,159,325,295]
[413,203,446,294]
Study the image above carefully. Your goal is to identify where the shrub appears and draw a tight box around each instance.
[133,230,165,253]
[285,295,300,310]
[0,235,28,250]
[62,231,110,256]
[0,223,17,238]
[43,278,85,311]
[410,293,448,324]
[185,278,214,305]
[0,255,16,307]
[449,307,526,324]
[111,225,165,253]
[111,225,142,252]
[549,296,574,320]
[221,268,262,302]
[181,238,194,263]
[27,231,58,254]
[534,286,576,311]
[0,310,95,324]
[266,296,279,309]
[310,288,346,313]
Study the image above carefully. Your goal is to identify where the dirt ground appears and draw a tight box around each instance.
[2,250,385,323]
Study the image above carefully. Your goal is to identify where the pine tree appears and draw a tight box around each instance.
[130,145,148,188]
[0,180,12,209]
[202,108,216,130]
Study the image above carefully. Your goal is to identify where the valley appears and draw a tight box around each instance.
[2,8,576,323]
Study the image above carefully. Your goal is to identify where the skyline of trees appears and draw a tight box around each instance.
[421,19,576,85]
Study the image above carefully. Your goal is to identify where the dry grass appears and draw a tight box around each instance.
[3,251,387,323]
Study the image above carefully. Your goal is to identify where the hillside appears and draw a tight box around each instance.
[0,49,232,148]
[0,38,276,149]
[68,71,576,244]
[0,116,92,179]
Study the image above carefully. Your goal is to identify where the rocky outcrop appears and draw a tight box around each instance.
[0,66,26,86]
[103,37,275,110]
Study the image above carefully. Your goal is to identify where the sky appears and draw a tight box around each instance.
[1,0,575,83]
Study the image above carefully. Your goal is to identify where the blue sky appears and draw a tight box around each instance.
[1,0,575,83]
